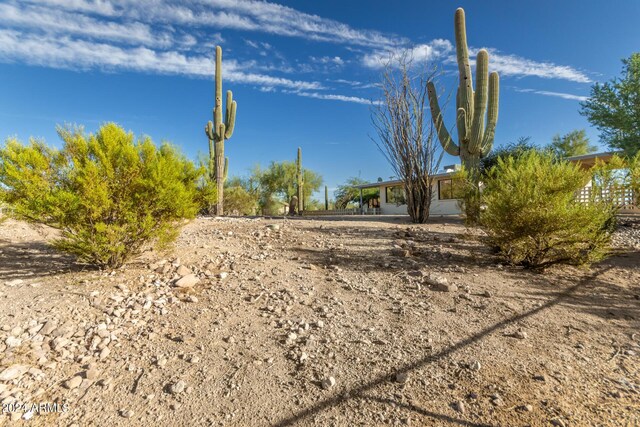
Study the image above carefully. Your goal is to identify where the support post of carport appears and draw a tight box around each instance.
[359,188,364,215]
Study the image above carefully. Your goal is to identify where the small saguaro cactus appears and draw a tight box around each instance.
[205,45,237,215]
[296,147,304,214]
[324,185,329,210]
[427,8,499,178]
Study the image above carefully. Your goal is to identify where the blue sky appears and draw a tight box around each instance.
[0,0,638,199]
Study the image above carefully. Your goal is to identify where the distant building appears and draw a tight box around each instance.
[356,152,637,217]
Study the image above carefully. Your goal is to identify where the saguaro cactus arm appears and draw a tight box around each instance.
[469,49,489,153]
[427,82,460,156]
[481,72,499,156]
[224,90,237,139]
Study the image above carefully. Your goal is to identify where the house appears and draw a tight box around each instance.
[356,152,637,217]
[355,165,464,216]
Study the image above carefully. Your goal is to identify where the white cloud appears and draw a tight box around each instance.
[363,39,591,84]
[0,29,322,90]
[514,88,588,101]
[362,39,453,69]
[478,49,591,83]
[0,2,167,47]
[311,56,345,66]
[22,0,405,48]
[286,90,380,105]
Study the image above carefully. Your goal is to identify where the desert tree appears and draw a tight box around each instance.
[371,54,444,223]
[580,53,640,156]
[549,130,597,158]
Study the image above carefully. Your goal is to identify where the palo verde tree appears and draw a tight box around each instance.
[427,7,499,179]
[549,129,597,158]
[372,53,444,223]
[334,177,378,209]
[0,123,199,268]
[205,45,237,215]
[580,53,640,156]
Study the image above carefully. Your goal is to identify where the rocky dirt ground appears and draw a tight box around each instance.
[0,215,639,427]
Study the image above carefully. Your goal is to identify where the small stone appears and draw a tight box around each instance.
[174,274,200,288]
[513,329,528,339]
[176,265,191,276]
[0,364,29,381]
[5,336,22,348]
[452,400,465,413]
[518,404,533,412]
[316,320,324,329]
[218,272,228,280]
[490,394,505,406]
[321,377,336,390]
[189,356,200,364]
[99,347,111,359]
[187,295,199,303]
[64,376,83,389]
[427,274,457,292]
[395,372,409,384]
[533,374,546,382]
[120,409,134,418]
[550,419,566,427]
[469,360,481,371]
[170,380,186,394]
[85,368,100,381]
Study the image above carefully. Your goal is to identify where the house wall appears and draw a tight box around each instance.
[378,180,462,216]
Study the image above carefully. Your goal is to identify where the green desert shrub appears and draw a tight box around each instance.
[454,167,482,225]
[0,123,199,268]
[481,150,616,269]
[224,185,258,215]
[195,174,219,215]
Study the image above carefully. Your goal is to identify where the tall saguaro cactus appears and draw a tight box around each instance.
[296,147,304,215]
[205,45,237,215]
[427,8,499,177]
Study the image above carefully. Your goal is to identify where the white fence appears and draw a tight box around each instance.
[576,186,639,213]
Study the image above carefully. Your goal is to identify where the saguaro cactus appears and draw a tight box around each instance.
[296,147,304,214]
[427,8,499,177]
[205,45,237,215]
[324,185,329,210]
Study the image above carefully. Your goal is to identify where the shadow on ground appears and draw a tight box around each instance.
[272,266,614,427]
[0,241,88,281]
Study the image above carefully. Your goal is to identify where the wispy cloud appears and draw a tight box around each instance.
[362,39,591,84]
[478,49,591,83]
[0,29,322,91]
[285,90,379,105]
[362,39,453,69]
[514,88,588,101]
[22,0,406,48]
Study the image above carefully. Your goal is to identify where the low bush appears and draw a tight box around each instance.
[0,123,199,268]
[224,185,258,215]
[195,175,218,215]
[455,167,482,225]
[481,150,616,268]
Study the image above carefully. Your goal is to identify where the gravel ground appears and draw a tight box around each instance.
[0,215,638,426]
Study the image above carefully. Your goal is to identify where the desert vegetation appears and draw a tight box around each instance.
[0,5,639,427]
